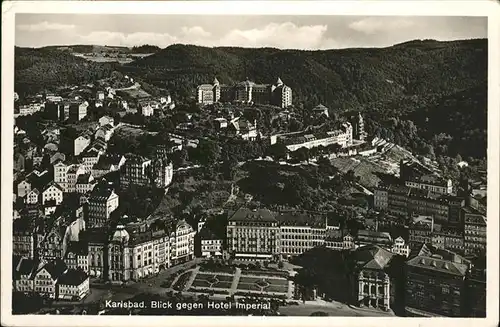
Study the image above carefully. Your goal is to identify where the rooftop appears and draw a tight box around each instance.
[353,245,395,271]
[407,255,468,276]
[58,268,88,286]
[276,211,326,228]
[42,258,68,280]
[229,208,277,223]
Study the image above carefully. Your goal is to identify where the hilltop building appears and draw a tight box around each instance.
[197,77,292,108]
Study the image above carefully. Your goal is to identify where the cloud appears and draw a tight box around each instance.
[220,22,329,49]
[62,22,339,50]
[181,26,211,38]
[78,31,178,48]
[17,21,76,32]
[348,17,416,35]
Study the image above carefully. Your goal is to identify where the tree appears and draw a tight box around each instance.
[293,147,310,162]
[196,139,221,167]
[222,156,238,181]
[267,143,288,161]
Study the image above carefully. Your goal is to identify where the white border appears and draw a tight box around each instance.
[2,1,499,327]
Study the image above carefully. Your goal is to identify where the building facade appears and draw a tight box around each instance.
[226,208,280,260]
[197,77,292,108]
[463,209,486,255]
[352,245,394,311]
[405,245,469,317]
[87,187,119,228]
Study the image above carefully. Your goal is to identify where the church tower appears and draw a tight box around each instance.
[352,112,365,141]
[213,77,221,103]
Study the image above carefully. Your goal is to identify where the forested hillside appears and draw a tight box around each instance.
[15,47,118,96]
[14,39,488,159]
[122,39,487,109]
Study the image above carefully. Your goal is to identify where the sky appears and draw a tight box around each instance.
[15,14,487,50]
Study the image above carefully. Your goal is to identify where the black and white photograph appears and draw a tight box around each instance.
[1,1,499,327]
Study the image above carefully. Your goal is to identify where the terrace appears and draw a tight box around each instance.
[180,265,292,299]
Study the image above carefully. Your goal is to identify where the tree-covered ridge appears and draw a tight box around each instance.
[130,44,161,53]
[123,39,487,108]
[15,47,117,96]
[361,83,487,159]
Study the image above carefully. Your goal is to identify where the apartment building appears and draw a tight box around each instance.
[92,154,126,178]
[65,241,89,273]
[226,208,280,260]
[463,208,487,255]
[120,154,152,187]
[68,101,89,122]
[32,259,68,299]
[41,182,64,206]
[405,244,470,317]
[13,218,39,259]
[169,219,196,265]
[66,164,86,193]
[75,173,97,194]
[57,269,90,301]
[464,264,486,317]
[95,124,114,141]
[87,186,119,228]
[374,185,462,224]
[276,211,327,258]
[81,150,101,172]
[53,161,69,191]
[324,230,355,251]
[120,153,173,189]
[400,160,453,195]
[74,134,91,156]
[81,218,195,283]
[408,215,436,249]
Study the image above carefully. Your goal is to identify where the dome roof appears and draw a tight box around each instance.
[112,224,129,243]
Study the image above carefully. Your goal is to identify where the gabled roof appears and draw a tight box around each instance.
[40,259,68,281]
[57,269,88,286]
[42,182,64,193]
[353,245,395,271]
[99,124,114,132]
[76,173,93,184]
[67,164,83,174]
[16,257,38,276]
